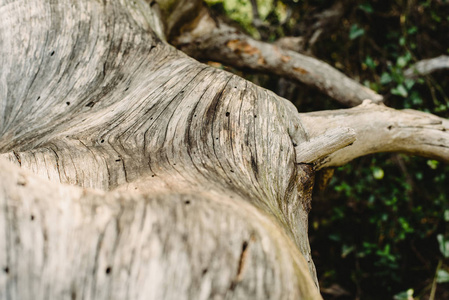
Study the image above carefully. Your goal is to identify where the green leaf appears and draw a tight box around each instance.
[437,234,449,258]
[341,244,355,258]
[427,160,439,170]
[397,52,412,68]
[407,26,417,34]
[404,78,415,89]
[380,72,392,84]
[410,91,423,105]
[415,172,423,180]
[349,24,365,40]
[329,234,341,242]
[397,57,407,68]
[391,84,408,97]
[372,167,384,180]
[393,289,414,300]
[365,56,376,69]
[437,269,449,283]
[359,3,373,13]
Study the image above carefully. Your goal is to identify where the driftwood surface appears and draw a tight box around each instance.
[0,0,322,299]
[1,1,449,299]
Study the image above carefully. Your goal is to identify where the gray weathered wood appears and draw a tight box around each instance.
[300,100,449,169]
[0,0,325,299]
[1,1,449,299]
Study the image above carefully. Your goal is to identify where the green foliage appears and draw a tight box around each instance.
[311,155,449,298]
[394,289,414,300]
[349,24,365,40]
[437,270,449,283]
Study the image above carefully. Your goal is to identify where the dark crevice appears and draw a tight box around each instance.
[12,150,21,167]
[48,146,62,183]
[423,143,449,148]
[229,238,252,291]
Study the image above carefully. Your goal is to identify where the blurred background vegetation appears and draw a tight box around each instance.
[204,0,449,299]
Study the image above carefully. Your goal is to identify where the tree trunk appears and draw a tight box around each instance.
[1,1,448,299]
[0,0,322,299]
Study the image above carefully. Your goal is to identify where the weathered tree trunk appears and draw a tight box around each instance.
[0,1,322,299]
[1,1,448,299]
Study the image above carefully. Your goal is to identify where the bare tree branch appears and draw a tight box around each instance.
[300,100,449,169]
[404,55,449,78]
[170,7,383,107]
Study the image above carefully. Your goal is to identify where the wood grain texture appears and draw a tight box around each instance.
[300,100,449,169]
[0,0,326,298]
[0,159,321,300]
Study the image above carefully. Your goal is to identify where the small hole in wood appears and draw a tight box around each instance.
[115,159,121,162]
[31,215,35,221]
[387,125,393,130]
[151,174,155,177]
[293,143,298,147]
[36,96,40,101]
[105,266,112,274]
[3,267,9,273]
[85,101,95,108]
[100,139,105,143]
[202,268,208,275]
[254,115,257,118]
[226,112,230,117]
[50,51,55,56]
[185,200,190,205]
[124,87,129,91]
[66,102,70,105]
